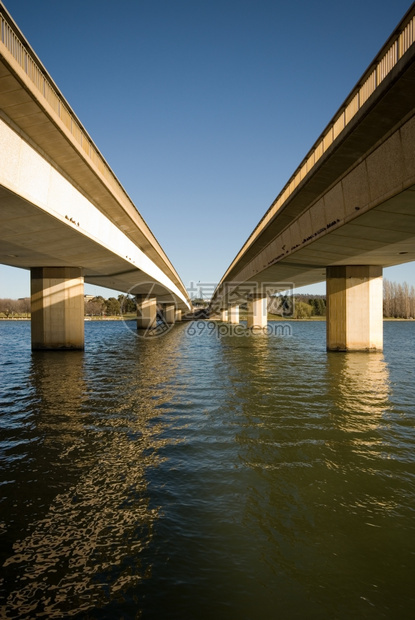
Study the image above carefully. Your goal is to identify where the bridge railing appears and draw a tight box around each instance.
[0,3,191,300]
[1,5,413,228]
[220,5,415,282]
[0,7,117,185]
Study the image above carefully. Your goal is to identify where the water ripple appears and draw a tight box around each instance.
[1,320,414,618]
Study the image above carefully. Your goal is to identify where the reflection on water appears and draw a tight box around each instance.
[1,320,415,618]
[329,352,390,416]
[1,324,185,618]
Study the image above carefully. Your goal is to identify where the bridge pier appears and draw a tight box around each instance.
[220,309,228,321]
[162,304,176,324]
[31,267,84,350]
[326,266,383,352]
[136,295,157,330]
[228,306,239,324]
[175,310,182,322]
[247,295,267,329]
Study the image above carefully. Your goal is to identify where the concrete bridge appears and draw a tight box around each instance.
[211,4,415,351]
[0,3,191,349]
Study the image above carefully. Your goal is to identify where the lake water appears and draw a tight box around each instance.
[1,319,414,619]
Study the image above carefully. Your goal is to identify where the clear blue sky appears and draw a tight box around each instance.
[1,0,414,299]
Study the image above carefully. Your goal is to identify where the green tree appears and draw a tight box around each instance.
[105,297,120,316]
[294,301,313,319]
[85,298,105,316]
[118,294,136,314]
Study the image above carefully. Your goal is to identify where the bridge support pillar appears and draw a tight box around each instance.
[162,304,176,324]
[326,266,383,351]
[247,296,267,329]
[175,310,182,322]
[31,267,84,350]
[228,306,239,324]
[136,295,157,330]
[220,309,228,321]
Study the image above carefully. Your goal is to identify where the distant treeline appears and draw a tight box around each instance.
[269,294,326,319]
[0,295,136,318]
[383,279,415,319]
[84,295,136,317]
[293,294,326,318]
[1,279,414,318]
[270,279,415,319]
[0,297,30,317]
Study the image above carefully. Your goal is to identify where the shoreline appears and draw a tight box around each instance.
[1,317,414,322]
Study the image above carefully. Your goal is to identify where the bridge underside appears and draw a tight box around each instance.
[215,172,415,352]
[215,43,415,322]
[0,183,178,301]
[213,78,415,352]
[0,119,189,349]
[0,181,189,349]
[0,114,189,308]
[241,184,415,291]
[0,22,191,350]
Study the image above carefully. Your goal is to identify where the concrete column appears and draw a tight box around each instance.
[220,309,228,321]
[162,304,176,324]
[175,310,182,322]
[326,266,383,351]
[228,306,239,324]
[247,296,267,329]
[136,295,157,330]
[31,267,84,350]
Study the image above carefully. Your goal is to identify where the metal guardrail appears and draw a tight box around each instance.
[1,2,414,290]
[0,6,114,184]
[219,4,415,282]
[0,3,192,303]
[1,5,413,218]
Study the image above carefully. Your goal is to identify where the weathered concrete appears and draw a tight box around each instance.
[162,304,176,324]
[175,309,182,322]
[228,306,240,324]
[136,296,157,330]
[0,3,192,324]
[0,116,190,310]
[326,266,383,351]
[220,309,228,321]
[31,267,84,350]
[247,296,267,329]
[211,9,415,350]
